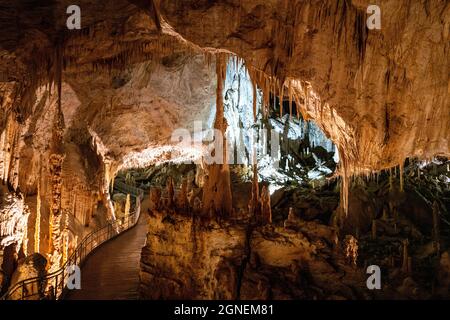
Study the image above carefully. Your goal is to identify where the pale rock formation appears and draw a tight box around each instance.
[140,209,369,300]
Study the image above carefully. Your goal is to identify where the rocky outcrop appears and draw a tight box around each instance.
[0,186,29,292]
[140,209,369,300]
[140,213,247,299]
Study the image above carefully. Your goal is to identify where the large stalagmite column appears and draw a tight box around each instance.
[48,43,65,271]
[102,160,116,222]
[202,54,233,218]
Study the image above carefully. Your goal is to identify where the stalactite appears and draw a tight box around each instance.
[85,200,92,227]
[0,129,5,182]
[389,168,393,191]
[338,148,350,217]
[2,116,12,183]
[110,173,115,193]
[34,179,41,253]
[252,80,257,122]
[21,219,28,256]
[399,160,404,192]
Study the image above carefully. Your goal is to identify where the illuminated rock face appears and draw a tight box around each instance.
[0,189,28,249]
[0,186,29,291]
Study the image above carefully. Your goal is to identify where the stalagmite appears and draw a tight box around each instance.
[250,162,259,217]
[177,178,189,211]
[408,257,413,274]
[381,207,389,221]
[167,177,174,208]
[371,220,377,240]
[432,201,441,255]
[150,187,161,211]
[193,197,202,213]
[288,207,295,221]
[201,53,233,218]
[402,239,410,273]
[250,81,260,218]
[208,200,216,219]
[102,160,116,221]
[124,194,131,217]
[260,186,272,224]
[344,235,358,266]
[48,41,65,271]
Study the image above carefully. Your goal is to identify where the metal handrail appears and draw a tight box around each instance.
[0,184,144,300]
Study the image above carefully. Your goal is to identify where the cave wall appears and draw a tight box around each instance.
[140,208,370,300]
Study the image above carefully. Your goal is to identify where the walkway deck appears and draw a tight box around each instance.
[65,202,149,300]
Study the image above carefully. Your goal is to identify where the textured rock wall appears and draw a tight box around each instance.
[140,210,369,300]
[140,213,247,299]
[0,185,29,291]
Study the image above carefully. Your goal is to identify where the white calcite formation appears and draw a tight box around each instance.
[0,188,28,250]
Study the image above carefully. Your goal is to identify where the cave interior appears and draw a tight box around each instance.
[0,0,449,300]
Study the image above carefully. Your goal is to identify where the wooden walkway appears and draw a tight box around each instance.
[65,203,149,300]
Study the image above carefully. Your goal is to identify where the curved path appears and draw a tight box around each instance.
[65,200,149,300]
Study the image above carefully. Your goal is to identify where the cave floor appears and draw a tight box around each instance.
[65,200,149,300]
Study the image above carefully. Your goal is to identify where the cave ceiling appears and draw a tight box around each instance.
[0,0,449,176]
